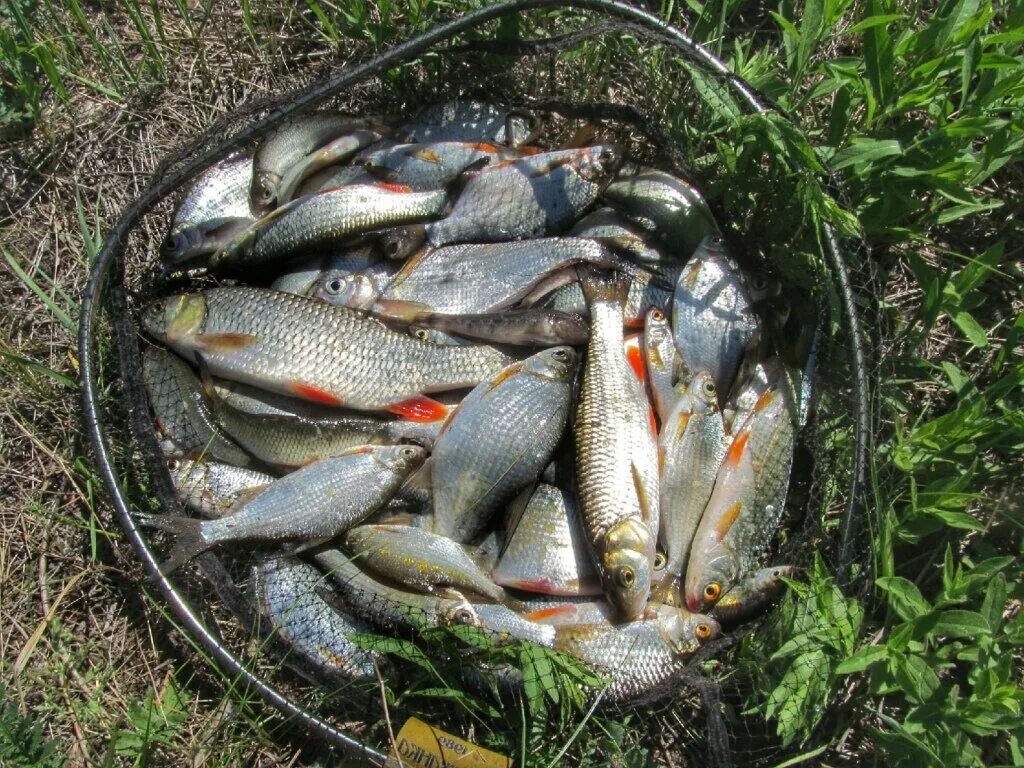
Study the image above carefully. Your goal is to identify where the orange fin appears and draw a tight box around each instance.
[285,381,344,406]
[625,339,646,384]
[524,604,576,621]
[725,430,751,467]
[372,298,432,322]
[674,410,693,441]
[373,181,413,193]
[386,396,448,423]
[484,363,525,395]
[648,406,658,436]
[408,148,443,164]
[193,333,260,353]
[714,501,744,539]
[755,389,778,412]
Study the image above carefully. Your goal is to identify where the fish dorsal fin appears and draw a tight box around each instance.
[500,482,537,558]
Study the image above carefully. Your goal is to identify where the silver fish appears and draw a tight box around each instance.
[270,245,379,296]
[709,565,796,625]
[161,217,254,268]
[296,163,377,197]
[251,556,380,681]
[170,155,254,234]
[275,129,387,206]
[433,347,578,544]
[493,483,601,596]
[535,262,678,328]
[361,140,528,190]
[398,101,535,146]
[140,444,426,574]
[569,207,672,265]
[166,457,273,518]
[520,598,613,627]
[410,308,589,347]
[643,306,678,422]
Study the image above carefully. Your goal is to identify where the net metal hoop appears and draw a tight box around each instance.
[78,1,871,763]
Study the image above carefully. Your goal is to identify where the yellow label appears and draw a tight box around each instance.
[385,717,511,768]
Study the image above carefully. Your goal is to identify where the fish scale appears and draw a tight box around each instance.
[142,287,512,417]
[643,307,678,421]
[170,155,254,234]
[167,458,273,518]
[361,141,524,190]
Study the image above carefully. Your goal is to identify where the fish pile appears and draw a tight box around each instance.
[140,100,807,705]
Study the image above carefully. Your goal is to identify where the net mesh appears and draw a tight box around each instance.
[84,5,880,766]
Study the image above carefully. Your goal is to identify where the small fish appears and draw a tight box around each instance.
[521,598,613,627]
[553,606,720,703]
[494,483,601,596]
[408,308,589,347]
[569,207,672,265]
[142,288,512,421]
[643,307,678,422]
[433,347,578,544]
[311,261,398,308]
[672,234,760,396]
[574,269,659,621]
[344,524,505,601]
[275,129,387,206]
[251,113,384,211]
[212,183,450,270]
[295,163,377,197]
[251,556,380,681]
[425,146,622,246]
[655,373,727,603]
[398,101,536,146]
[361,140,527,190]
[379,225,427,260]
[709,565,796,625]
[602,167,717,256]
[270,245,379,296]
[141,346,254,467]
[535,262,678,328]
[161,217,254,269]
[166,457,273,518]
[170,155,254,234]
[139,444,425,574]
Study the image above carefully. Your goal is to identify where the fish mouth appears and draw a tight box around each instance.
[685,592,702,612]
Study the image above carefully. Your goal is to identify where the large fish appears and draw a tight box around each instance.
[314,549,554,646]
[251,113,384,211]
[166,457,273,518]
[424,146,622,246]
[361,140,529,190]
[655,372,727,602]
[141,346,253,467]
[398,101,535,146]
[602,168,717,256]
[552,606,720,703]
[574,270,659,620]
[211,183,450,270]
[344,524,504,601]
[141,287,512,422]
[642,306,678,422]
[140,444,425,574]
[251,556,380,681]
[709,565,796,625]
[493,483,601,596]
[432,347,577,543]
[169,155,254,234]
[672,234,760,396]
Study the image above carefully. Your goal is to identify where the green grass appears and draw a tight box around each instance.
[2,0,1022,766]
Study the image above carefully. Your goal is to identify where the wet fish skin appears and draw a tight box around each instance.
[296,163,377,197]
[398,101,535,146]
[361,140,526,190]
[171,155,254,234]
[379,225,427,260]
[425,146,623,247]
[161,217,254,268]
[270,245,379,296]
[251,113,382,211]
[494,483,601,597]
[410,309,589,347]
[569,207,672,265]
[672,234,760,396]
[643,307,678,421]
[166,457,273,518]
[408,326,475,346]
[602,167,717,256]
[251,556,380,681]
[141,287,512,418]
[140,444,426,574]
[433,347,578,544]
[521,598,613,627]
[344,524,505,601]
[276,128,387,205]
[553,606,720,703]
[538,262,678,328]
[312,261,397,309]
[655,372,727,602]
[709,565,796,625]
[574,270,659,621]
[142,346,254,467]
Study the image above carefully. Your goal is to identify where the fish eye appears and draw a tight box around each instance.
[653,552,667,570]
[552,349,568,360]
[704,582,721,601]
[451,607,475,625]
[166,458,180,471]
[414,328,429,340]
[651,309,664,321]
[326,278,344,294]
[702,379,716,397]
[385,241,399,256]
[161,235,180,253]
[399,446,417,458]
[695,623,712,640]
[751,275,768,290]
[615,566,635,588]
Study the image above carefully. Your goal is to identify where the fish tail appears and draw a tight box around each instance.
[578,266,628,307]
[138,514,211,575]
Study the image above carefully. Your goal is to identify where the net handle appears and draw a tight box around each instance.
[79,0,870,760]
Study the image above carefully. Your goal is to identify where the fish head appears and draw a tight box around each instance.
[679,610,721,650]
[141,294,207,343]
[690,371,720,410]
[524,346,578,382]
[439,600,479,628]
[574,144,624,184]
[748,270,782,304]
[380,225,426,260]
[601,518,654,621]
[684,547,740,613]
[375,444,428,475]
[250,170,280,212]
[160,229,197,265]
[314,272,378,309]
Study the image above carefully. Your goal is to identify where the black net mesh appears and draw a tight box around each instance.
[81,3,879,766]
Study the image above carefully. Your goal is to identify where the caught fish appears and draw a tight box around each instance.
[643,307,678,421]
[211,183,450,270]
[709,565,796,625]
[296,163,377,197]
[270,245,379,296]
[408,326,475,346]
[602,168,717,256]
[141,287,512,422]
[553,606,720,703]
[141,346,253,467]
[362,141,528,190]
[312,260,398,308]
[140,444,426,574]
[655,373,727,602]
[574,270,659,620]
[672,234,760,396]
[275,129,387,206]
[569,207,672,265]
[521,598,614,627]
[170,155,254,234]
[251,113,384,211]
[534,262,678,328]
[314,549,554,646]
[344,524,504,601]
[493,483,601,596]
[425,146,622,246]
[410,308,589,347]
[399,101,535,146]
[166,457,273,518]
[162,217,254,268]
[433,347,578,544]
[251,556,380,680]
